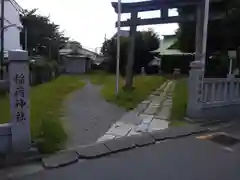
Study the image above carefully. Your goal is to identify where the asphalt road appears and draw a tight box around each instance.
[19,135,240,180]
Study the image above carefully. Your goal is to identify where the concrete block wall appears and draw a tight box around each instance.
[0,124,11,153]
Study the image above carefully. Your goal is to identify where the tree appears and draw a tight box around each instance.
[20,9,68,60]
[101,29,160,80]
[176,0,240,54]
[174,0,240,76]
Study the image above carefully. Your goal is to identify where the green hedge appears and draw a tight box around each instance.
[30,61,59,85]
[160,55,194,74]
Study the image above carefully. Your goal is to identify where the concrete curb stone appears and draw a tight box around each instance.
[76,143,111,159]
[42,151,79,169]
[130,133,156,147]
[150,125,209,141]
[104,136,136,153]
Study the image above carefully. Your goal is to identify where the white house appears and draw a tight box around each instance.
[0,0,23,57]
[59,41,96,73]
[59,41,97,60]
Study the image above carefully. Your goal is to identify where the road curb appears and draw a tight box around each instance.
[0,123,216,171]
[41,124,210,169]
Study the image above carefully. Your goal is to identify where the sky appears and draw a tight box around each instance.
[16,0,178,51]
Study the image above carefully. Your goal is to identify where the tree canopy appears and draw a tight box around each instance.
[174,0,240,77]
[20,9,69,60]
[176,0,240,54]
[101,29,160,75]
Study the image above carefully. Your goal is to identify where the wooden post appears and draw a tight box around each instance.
[125,11,138,89]
[161,7,168,18]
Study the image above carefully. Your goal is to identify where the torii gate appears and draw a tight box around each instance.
[112,0,222,79]
[111,0,223,119]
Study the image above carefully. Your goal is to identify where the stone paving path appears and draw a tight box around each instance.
[63,80,126,148]
[97,80,176,142]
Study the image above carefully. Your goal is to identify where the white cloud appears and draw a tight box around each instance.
[17,0,178,49]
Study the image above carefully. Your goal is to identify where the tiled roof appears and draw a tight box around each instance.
[151,35,193,55]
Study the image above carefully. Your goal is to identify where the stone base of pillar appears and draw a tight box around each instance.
[187,61,205,119]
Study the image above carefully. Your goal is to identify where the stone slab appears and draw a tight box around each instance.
[107,124,133,136]
[76,143,111,158]
[157,81,168,91]
[151,96,165,106]
[155,106,170,119]
[113,122,126,128]
[144,105,159,115]
[148,119,169,132]
[150,125,209,141]
[136,123,150,133]
[162,99,173,107]
[169,82,176,92]
[97,134,115,142]
[139,114,153,124]
[152,91,161,96]
[42,151,78,169]
[104,136,136,152]
[141,100,150,104]
[136,103,148,113]
[127,130,140,136]
[148,95,157,101]
[118,111,143,125]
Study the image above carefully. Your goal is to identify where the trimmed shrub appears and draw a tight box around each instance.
[160,55,193,74]
[145,65,159,74]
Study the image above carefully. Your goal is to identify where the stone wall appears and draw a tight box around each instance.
[0,124,11,153]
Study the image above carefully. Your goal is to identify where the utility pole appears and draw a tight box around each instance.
[116,0,121,95]
[0,0,4,80]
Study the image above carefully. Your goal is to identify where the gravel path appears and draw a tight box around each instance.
[63,80,126,148]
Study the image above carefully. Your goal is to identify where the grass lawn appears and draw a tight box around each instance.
[87,71,166,110]
[170,78,188,126]
[0,75,85,153]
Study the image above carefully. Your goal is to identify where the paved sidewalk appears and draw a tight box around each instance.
[63,80,126,148]
[97,80,176,142]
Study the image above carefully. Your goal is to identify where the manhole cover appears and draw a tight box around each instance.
[208,133,240,146]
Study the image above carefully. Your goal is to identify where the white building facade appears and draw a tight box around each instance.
[0,0,23,56]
